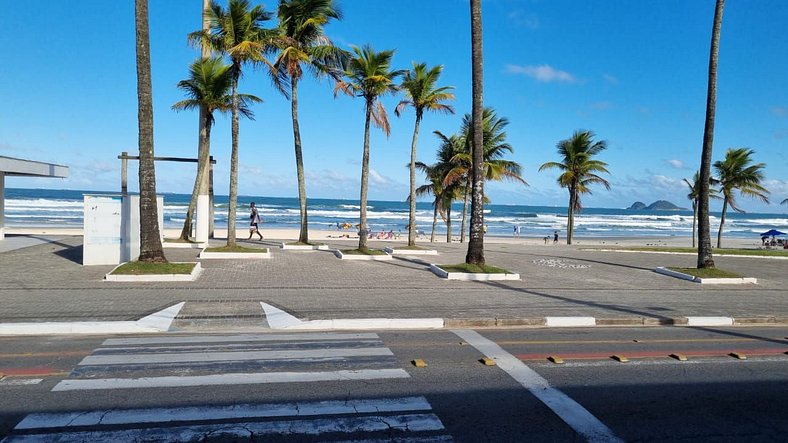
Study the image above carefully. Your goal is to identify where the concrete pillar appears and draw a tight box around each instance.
[0,172,5,240]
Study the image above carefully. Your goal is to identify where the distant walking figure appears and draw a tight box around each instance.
[248,202,263,240]
[553,230,559,244]
[513,225,520,238]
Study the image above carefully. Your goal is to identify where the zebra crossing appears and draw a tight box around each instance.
[3,332,453,441]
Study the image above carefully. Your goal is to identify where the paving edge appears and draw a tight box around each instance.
[429,264,521,281]
[199,248,272,259]
[334,250,393,260]
[280,243,330,250]
[383,247,439,255]
[445,316,786,328]
[105,263,202,282]
[654,267,758,284]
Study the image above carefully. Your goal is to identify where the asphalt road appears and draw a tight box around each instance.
[1,326,787,442]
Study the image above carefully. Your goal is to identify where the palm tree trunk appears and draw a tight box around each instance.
[460,181,470,243]
[135,0,165,263]
[226,65,240,248]
[466,0,485,265]
[446,204,452,243]
[697,0,725,268]
[567,186,575,245]
[358,100,372,250]
[180,107,211,241]
[716,197,728,248]
[430,202,438,243]
[291,77,310,244]
[407,114,422,247]
[692,202,697,248]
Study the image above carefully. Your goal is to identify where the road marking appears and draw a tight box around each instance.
[102,332,380,346]
[544,316,596,327]
[260,302,444,330]
[78,347,393,365]
[16,396,433,429]
[0,351,90,359]
[453,329,621,442]
[52,368,410,391]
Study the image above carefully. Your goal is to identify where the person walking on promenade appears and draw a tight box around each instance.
[248,202,263,240]
[553,230,559,244]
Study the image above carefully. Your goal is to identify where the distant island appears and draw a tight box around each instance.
[627,200,687,211]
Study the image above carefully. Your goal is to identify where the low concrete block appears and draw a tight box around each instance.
[334,250,393,260]
[429,264,520,281]
[281,243,330,250]
[105,262,202,282]
[384,247,438,255]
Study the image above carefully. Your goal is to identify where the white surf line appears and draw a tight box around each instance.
[16,396,433,429]
[261,302,444,330]
[6,414,445,443]
[0,302,185,336]
[453,330,622,443]
[102,332,379,346]
[78,347,393,366]
[52,368,410,391]
[0,378,43,386]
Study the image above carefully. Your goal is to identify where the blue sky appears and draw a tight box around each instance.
[1,0,787,212]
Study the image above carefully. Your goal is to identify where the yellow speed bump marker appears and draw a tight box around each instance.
[411,359,427,368]
[480,357,496,366]
[547,355,564,364]
[729,352,747,360]
[611,355,629,363]
[669,353,688,361]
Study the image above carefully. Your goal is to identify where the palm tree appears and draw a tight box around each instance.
[274,0,346,244]
[395,63,455,247]
[419,132,466,243]
[443,108,527,242]
[466,0,485,265]
[335,45,403,250]
[781,198,788,205]
[683,171,720,248]
[713,148,769,248]
[172,57,262,241]
[697,0,725,268]
[191,0,274,247]
[134,0,166,263]
[415,162,451,243]
[539,130,611,245]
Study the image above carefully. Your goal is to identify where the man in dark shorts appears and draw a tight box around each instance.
[248,202,263,240]
[553,230,559,244]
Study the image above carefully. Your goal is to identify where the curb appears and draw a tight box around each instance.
[429,264,521,281]
[199,248,272,259]
[334,250,393,260]
[105,263,202,282]
[444,315,788,328]
[655,267,758,284]
[384,247,439,255]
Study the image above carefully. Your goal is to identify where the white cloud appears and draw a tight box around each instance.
[603,74,619,85]
[368,168,390,186]
[666,159,686,169]
[505,64,578,84]
[507,10,540,30]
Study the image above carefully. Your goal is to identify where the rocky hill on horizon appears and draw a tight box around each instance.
[627,200,688,211]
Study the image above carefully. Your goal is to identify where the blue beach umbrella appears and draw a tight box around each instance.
[760,229,786,237]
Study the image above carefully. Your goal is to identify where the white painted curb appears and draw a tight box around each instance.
[429,264,520,281]
[384,247,438,255]
[105,262,202,282]
[592,249,788,260]
[686,316,734,326]
[0,302,185,335]
[655,267,757,284]
[545,317,597,327]
[162,241,208,249]
[280,243,329,250]
[334,250,393,260]
[654,267,696,282]
[199,248,271,259]
[260,303,443,330]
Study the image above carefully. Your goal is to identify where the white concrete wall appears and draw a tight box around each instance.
[0,171,5,240]
[83,195,164,265]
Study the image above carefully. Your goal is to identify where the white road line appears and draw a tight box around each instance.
[4,414,446,443]
[78,347,393,365]
[15,396,433,429]
[102,332,379,346]
[0,378,43,386]
[453,330,622,443]
[52,368,410,391]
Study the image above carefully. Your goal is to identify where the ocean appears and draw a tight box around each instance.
[4,187,787,239]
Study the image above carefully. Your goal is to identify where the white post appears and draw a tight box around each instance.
[0,171,5,240]
[195,193,209,242]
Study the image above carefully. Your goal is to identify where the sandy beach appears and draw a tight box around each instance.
[4,226,761,249]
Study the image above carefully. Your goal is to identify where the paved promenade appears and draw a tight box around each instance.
[0,235,786,327]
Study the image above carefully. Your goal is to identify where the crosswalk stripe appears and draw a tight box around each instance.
[15,396,433,429]
[91,339,383,354]
[102,332,380,346]
[52,368,411,391]
[5,414,446,443]
[78,347,393,366]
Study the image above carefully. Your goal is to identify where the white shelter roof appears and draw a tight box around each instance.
[0,156,68,178]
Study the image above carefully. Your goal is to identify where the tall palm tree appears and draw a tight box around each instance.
[713,148,769,248]
[432,130,467,242]
[173,57,262,241]
[683,171,720,248]
[395,63,455,247]
[274,0,346,244]
[420,131,466,243]
[415,162,450,243]
[781,198,788,205]
[335,45,403,250]
[466,0,485,265]
[539,130,611,245]
[697,0,725,268]
[134,0,166,263]
[191,0,274,247]
[444,108,527,242]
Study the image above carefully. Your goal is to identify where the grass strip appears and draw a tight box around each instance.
[112,262,195,275]
[340,248,387,255]
[667,267,743,279]
[438,263,511,274]
[615,247,788,257]
[205,246,269,253]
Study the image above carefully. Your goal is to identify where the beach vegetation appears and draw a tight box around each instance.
[539,130,610,245]
[191,0,276,248]
[395,62,455,248]
[466,0,485,266]
[112,262,195,275]
[696,0,725,269]
[438,263,511,274]
[134,0,167,263]
[683,171,720,248]
[340,248,387,255]
[273,0,347,245]
[713,148,769,248]
[172,57,261,241]
[334,45,404,251]
[205,245,268,253]
[667,267,742,279]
